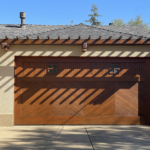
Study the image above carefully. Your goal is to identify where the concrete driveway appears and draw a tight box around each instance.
[0,125,150,150]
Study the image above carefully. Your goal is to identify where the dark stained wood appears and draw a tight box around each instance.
[1,38,150,45]
[20,116,146,125]
[115,82,138,116]
[20,57,146,63]
[14,57,148,125]
[146,58,150,124]
[14,57,22,125]
[20,76,146,82]
[138,82,147,116]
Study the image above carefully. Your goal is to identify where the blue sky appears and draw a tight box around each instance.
[0,0,150,25]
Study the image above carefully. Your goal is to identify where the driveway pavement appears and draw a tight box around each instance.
[0,125,150,150]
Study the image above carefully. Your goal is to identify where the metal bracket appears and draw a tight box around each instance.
[82,43,87,52]
[1,43,9,51]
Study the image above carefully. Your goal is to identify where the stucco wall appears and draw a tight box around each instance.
[0,44,150,126]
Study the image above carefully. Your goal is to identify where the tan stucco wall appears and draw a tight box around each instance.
[0,44,150,125]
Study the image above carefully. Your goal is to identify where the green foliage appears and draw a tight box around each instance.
[85,4,101,26]
[128,15,150,34]
[111,15,150,34]
[128,15,144,25]
[69,20,73,25]
[111,19,126,25]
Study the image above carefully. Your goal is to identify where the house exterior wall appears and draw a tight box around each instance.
[0,44,150,126]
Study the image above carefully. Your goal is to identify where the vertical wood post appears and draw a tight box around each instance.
[146,58,150,124]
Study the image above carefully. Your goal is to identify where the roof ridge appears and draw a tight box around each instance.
[90,24,148,38]
[21,25,71,38]
[22,24,85,38]
[23,23,145,39]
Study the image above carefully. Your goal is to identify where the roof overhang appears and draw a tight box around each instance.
[1,36,150,46]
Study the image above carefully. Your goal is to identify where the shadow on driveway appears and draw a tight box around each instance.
[86,125,150,150]
[0,125,150,150]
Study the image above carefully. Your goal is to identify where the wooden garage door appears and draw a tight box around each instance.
[15,57,148,125]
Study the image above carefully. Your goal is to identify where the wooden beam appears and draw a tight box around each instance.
[102,36,112,44]
[122,36,132,44]
[1,36,9,43]
[118,36,122,40]
[113,36,122,44]
[143,38,150,44]
[1,37,150,45]
[5,36,8,40]
[41,36,50,44]
[146,58,150,124]
[108,36,112,40]
[10,36,19,44]
[20,36,30,44]
[133,36,143,44]
[138,36,143,40]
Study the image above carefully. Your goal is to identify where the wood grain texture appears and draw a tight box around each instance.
[146,58,150,124]
[115,82,138,116]
[20,116,146,125]
[1,38,150,45]
[14,56,148,125]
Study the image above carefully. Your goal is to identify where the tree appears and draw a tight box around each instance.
[111,19,126,25]
[128,15,144,25]
[111,15,150,34]
[128,15,150,33]
[85,4,101,26]
[69,20,73,25]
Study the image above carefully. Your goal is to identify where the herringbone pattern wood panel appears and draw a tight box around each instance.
[22,81,116,117]
[84,82,115,116]
[15,57,147,125]
[138,82,147,116]
[52,82,85,116]
[115,82,138,116]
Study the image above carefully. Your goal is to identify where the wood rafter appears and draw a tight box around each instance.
[0,37,150,45]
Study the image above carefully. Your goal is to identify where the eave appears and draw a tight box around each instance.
[1,36,150,45]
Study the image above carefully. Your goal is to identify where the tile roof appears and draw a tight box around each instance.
[0,23,149,39]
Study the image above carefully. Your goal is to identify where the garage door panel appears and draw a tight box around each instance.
[15,57,147,125]
[22,81,54,105]
[115,82,138,116]
[22,105,53,117]
[138,82,147,116]
[84,97,115,116]
[20,116,146,125]
[87,82,115,105]
[52,82,85,116]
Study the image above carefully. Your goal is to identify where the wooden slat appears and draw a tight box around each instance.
[146,58,150,124]
[20,76,146,82]
[20,116,146,125]
[115,82,138,116]
[139,82,147,116]
[19,56,146,63]
[1,38,150,45]
[83,82,115,116]
[14,57,22,124]
[14,56,148,125]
